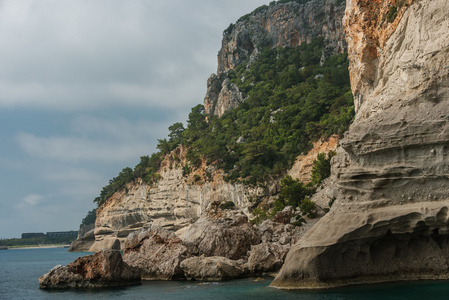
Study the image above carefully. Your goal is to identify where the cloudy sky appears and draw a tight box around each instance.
[0,0,270,239]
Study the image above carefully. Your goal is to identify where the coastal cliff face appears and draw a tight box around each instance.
[272,0,449,289]
[74,0,343,253]
[88,150,262,252]
[205,0,347,117]
[87,137,337,252]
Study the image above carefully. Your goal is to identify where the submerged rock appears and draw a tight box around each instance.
[38,250,140,289]
[123,226,189,280]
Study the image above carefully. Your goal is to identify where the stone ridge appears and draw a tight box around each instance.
[205,0,347,117]
[271,0,449,289]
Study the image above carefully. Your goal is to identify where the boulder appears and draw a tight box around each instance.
[273,206,293,224]
[247,242,289,273]
[122,226,189,280]
[180,206,260,260]
[38,250,140,289]
[180,256,245,281]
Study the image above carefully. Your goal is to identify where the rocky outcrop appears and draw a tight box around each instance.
[204,75,245,118]
[271,0,449,289]
[205,0,347,117]
[122,226,189,280]
[181,256,246,281]
[180,203,260,260]
[38,250,140,289]
[68,227,95,252]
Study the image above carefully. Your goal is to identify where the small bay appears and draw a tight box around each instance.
[1,247,449,300]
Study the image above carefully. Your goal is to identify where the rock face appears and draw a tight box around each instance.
[271,0,449,289]
[180,203,260,260]
[38,250,140,289]
[68,227,95,252]
[122,226,189,280]
[74,129,336,252]
[85,146,266,252]
[181,256,246,281]
[205,0,347,117]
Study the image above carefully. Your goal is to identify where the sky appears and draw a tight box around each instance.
[0,0,270,239]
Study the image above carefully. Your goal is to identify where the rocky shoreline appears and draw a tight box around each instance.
[40,202,314,288]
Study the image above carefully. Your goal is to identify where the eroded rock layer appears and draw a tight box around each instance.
[74,131,336,252]
[272,0,449,289]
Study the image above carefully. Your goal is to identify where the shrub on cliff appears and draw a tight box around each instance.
[310,151,336,186]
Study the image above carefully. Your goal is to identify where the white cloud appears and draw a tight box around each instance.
[17,193,43,209]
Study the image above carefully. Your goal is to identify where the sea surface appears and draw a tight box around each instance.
[1,247,449,300]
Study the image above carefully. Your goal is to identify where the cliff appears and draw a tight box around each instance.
[205,0,347,117]
[272,0,449,289]
[71,0,347,253]
[85,137,337,252]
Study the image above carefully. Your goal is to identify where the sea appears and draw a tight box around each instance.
[1,248,449,300]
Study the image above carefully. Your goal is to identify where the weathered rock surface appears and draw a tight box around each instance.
[180,203,260,260]
[218,0,347,74]
[68,228,95,252]
[85,146,271,252]
[181,256,246,281]
[273,206,293,224]
[205,0,347,117]
[247,242,289,274]
[246,218,317,274]
[122,226,188,280]
[272,0,449,289]
[38,250,140,289]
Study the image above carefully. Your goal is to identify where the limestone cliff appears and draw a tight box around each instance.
[73,0,345,253]
[205,0,347,117]
[78,133,337,252]
[272,0,449,289]
[88,146,267,252]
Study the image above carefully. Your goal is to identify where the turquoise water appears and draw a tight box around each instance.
[1,248,449,299]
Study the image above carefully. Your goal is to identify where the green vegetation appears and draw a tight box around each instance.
[180,38,352,185]
[252,150,335,224]
[0,236,76,247]
[80,208,96,229]
[220,201,236,210]
[93,37,353,209]
[310,151,335,186]
[335,0,346,6]
[386,0,407,23]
